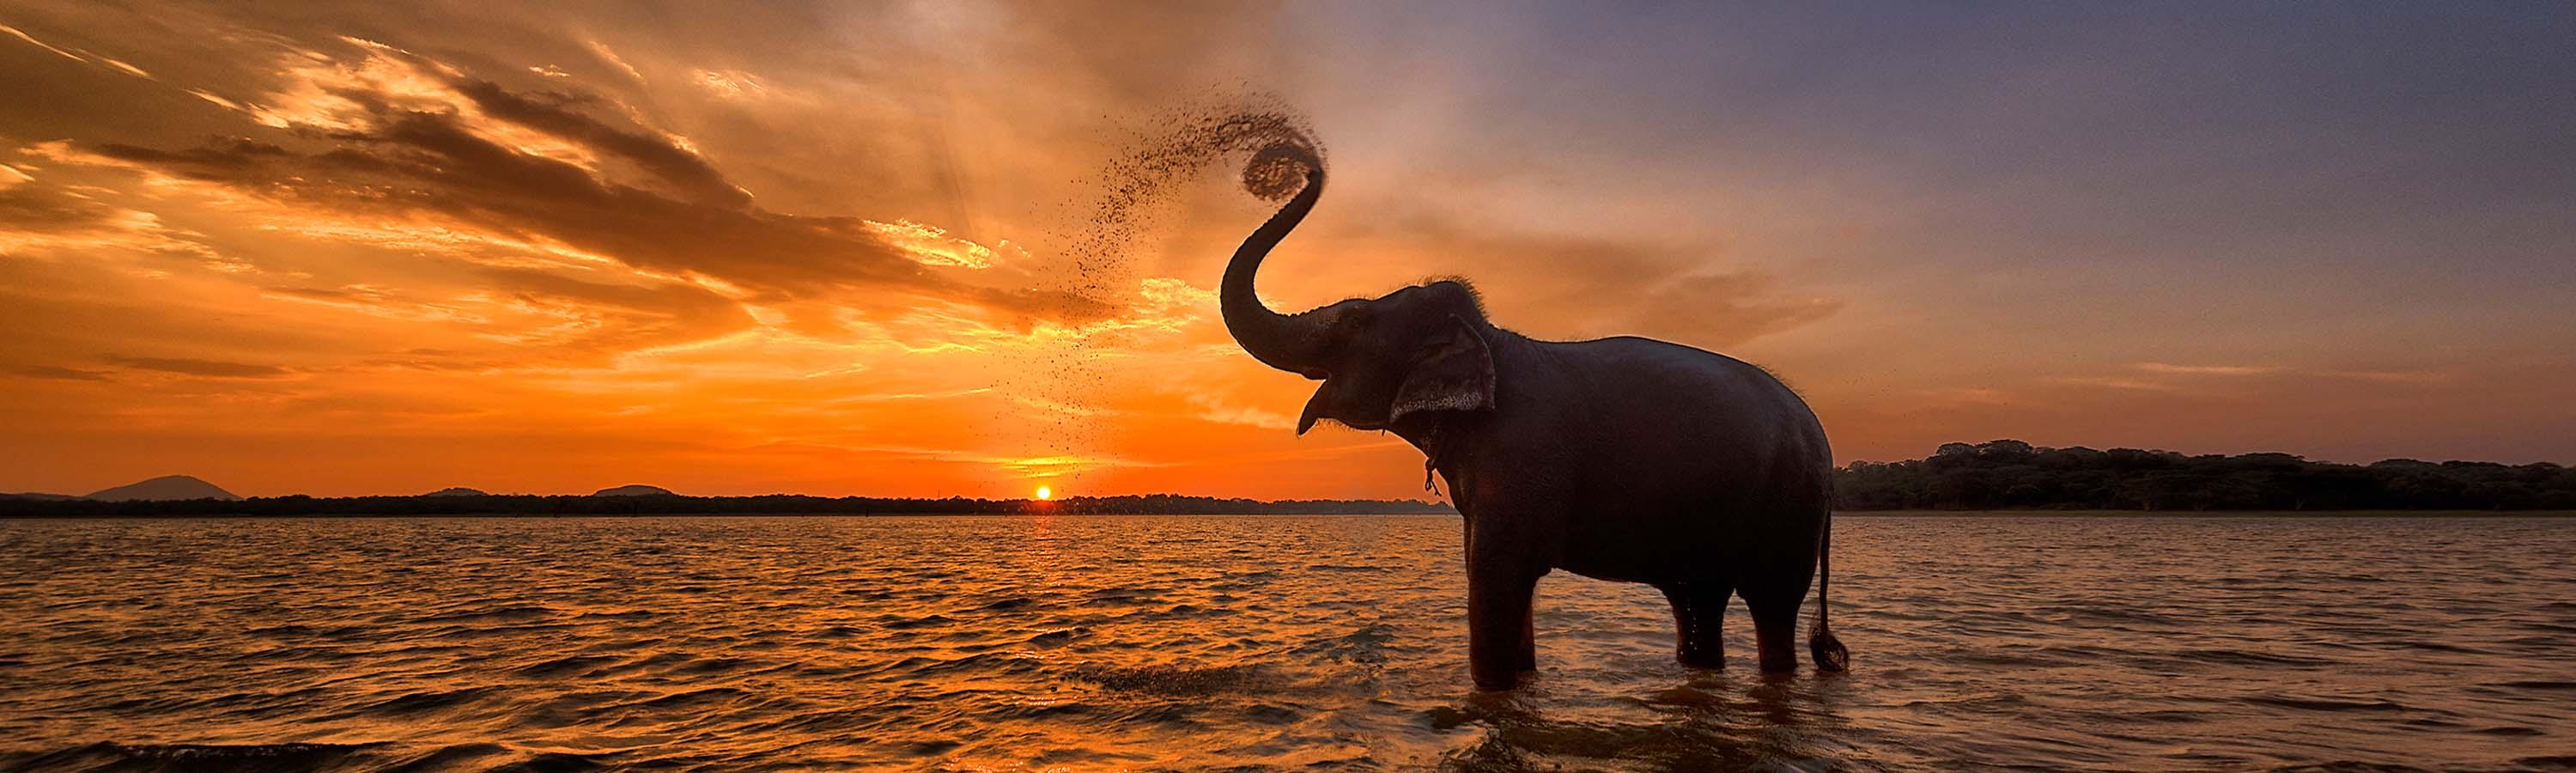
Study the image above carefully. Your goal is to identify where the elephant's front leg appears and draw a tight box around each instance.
[1464,508,1545,690]
[1467,564,1540,691]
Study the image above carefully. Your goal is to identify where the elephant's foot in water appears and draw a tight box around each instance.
[1472,648,1536,692]
[1747,593,1802,673]
[1467,570,1540,691]
[1661,583,1729,669]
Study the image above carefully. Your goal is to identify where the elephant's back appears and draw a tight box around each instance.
[1539,336,1832,582]
[1560,336,1828,463]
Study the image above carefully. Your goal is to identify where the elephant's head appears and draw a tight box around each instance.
[1219,144,1498,435]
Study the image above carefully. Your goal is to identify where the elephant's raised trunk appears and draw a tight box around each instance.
[1220,143,1328,377]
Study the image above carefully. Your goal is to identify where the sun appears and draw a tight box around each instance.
[1035,485,1053,501]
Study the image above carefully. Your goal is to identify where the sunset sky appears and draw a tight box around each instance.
[3,3,2570,498]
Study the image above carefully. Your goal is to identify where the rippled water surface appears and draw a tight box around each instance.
[3,515,2573,771]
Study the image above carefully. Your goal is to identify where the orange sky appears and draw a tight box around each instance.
[3,3,2571,498]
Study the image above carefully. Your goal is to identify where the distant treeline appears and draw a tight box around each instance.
[1836,440,2576,511]
[14,442,2572,516]
[0,492,1456,518]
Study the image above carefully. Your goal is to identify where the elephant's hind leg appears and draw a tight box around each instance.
[1660,583,1731,669]
[1743,591,1802,673]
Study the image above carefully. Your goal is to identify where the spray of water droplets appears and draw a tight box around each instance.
[1004,104,1324,493]
[1067,107,1323,287]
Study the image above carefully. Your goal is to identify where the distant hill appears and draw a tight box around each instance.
[591,484,677,496]
[423,487,489,496]
[3,492,78,501]
[82,475,240,502]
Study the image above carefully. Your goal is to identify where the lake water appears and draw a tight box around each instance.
[2,515,2572,771]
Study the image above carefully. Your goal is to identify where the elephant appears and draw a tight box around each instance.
[1217,143,1848,691]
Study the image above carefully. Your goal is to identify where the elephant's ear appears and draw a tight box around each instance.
[1389,315,1496,423]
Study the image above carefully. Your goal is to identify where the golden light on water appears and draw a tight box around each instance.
[1035,486,1053,501]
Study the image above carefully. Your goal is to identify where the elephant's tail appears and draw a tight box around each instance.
[1809,509,1851,672]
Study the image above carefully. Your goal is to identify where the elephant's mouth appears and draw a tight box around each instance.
[1297,413,1388,435]
[1296,377,1390,435]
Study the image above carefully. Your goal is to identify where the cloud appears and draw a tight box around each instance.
[0,178,124,232]
[2052,362,2458,399]
[865,220,1010,269]
[0,23,151,77]
[1628,271,1844,348]
[2134,362,2279,376]
[7,364,114,380]
[2051,376,2185,393]
[104,355,294,378]
[1184,393,1294,429]
[2318,369,2450,386]
[261,285,489,324]
[1320,210,1843,349]
[99,57,149,78]
[0,172,223,263]
[469,268,757,355]
[445,76,750,207]
[187,89,245,110]
[60,39,1111,328]
[584,39,644,82]
[0,22,87,63]
[690,69,767,100]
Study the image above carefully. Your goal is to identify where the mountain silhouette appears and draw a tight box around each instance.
[83,475,240,502]
[590,484,677,496]
[423,487,489,496]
